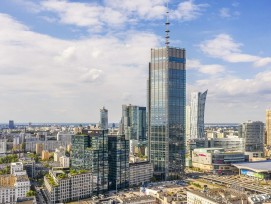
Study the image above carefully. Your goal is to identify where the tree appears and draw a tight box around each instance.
[26,190,36,197]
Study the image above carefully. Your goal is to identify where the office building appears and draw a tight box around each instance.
[191,148,247,174]
[44,169,94,203]
[190,90,208,139]
[239,121,264,158]
[129,161,153,186]
[186,138,208,167]
[119,104,147,141]
[71,129,108,194]
[266,109,271,146]
[9,120,15,129]
[108,134,129,191]
[148,46,186,179]
[210,137,244,152]
[100,106,108,130]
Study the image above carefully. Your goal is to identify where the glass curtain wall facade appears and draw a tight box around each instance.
[120,105,146,141]
[239,121,264,153]
[108,134,129,191]
[190,90,208,140]
[71,130,108,194]
[100,107,108,130]
[148,47,186,180]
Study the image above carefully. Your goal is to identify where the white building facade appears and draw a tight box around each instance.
[190,90,208,140]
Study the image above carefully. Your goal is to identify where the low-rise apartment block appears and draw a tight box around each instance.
[44,169,95,203]
[129,161,153,186]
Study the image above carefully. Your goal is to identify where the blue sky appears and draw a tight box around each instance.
[0,0,271,123]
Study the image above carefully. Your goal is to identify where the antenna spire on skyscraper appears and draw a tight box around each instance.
[165,0,170,47]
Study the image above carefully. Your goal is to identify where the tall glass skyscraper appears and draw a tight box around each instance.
[190,90,208,140]
[147,47,186,180]
[119,105,146,141]
[100,106,108,130]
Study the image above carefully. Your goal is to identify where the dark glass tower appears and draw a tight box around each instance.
[108,134,129,191]
[71,130,108,194]
[148,47,186,180]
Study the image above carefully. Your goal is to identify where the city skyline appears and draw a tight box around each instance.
[1,0,271,123]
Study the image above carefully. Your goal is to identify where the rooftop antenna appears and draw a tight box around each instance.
[165,0,170,47]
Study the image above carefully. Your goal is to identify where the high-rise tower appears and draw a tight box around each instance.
[119,104,146,141]
[266,109,271,146]
[190,90,208,140]
[100,106,108,130]
[147,6,186,179]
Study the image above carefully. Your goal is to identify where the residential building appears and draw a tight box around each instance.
[19,158,35,179]
[100,106,108,130]
[56,132,73,144]
[59,156,70,168]
[41,150,50,160]
[71,129,108,194]
[10,162,24,175]
[129,161,153,186]
[35,143,44,156]
[54,146,65,162]
[239,121,264,158]
[185,105,191,141]
[25,140,68,152]
[266,109,271,146]
[192,148,247,174]
[0,139,7,154]
[190,90,208,139]
[44,169,94,203]
[0,175,16,204]
[0,173,30,204]
[108,134,129,191]
[148,46,186,179]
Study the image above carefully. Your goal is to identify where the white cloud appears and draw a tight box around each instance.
[219,8,231,18]
[24,0,208,32]
[41,0,126,31]
[0,13,160,122]
[172,0,208,21]
[104,0,166,20]
[194,71,271,97]
[219,7,240,18]
[187,59,225,75]
[80,69,104,83]
[199,34,271,67]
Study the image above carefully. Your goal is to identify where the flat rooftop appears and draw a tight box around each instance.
[233,161,271,172]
